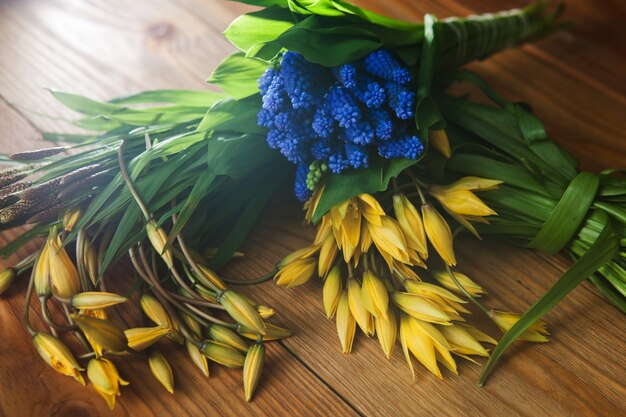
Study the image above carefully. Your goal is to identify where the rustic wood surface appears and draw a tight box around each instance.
[0,0,625,416]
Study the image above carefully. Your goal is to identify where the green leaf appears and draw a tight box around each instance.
[224,6,295,54]
[312,157,417,223]
[196,96,265,135]
[207,53,268,99]
[478,211,619,386]
[206,133,281,180]
[110,89,225,107]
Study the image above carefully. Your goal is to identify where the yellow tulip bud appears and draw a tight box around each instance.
[63,208,82,232]
[124,326,170,351]
[347,278,373,335]
[278,245,319,267]
[219,290,266,335]
[393,194,428,259]
[367,216,410,269]
[421,204,456,266]
[318,234,338,278]
[140,294,172,328]
[336,290,356,353]
[146,220,173,268]
[186,341,209,377]
[209,324,249,353]
[237,323,292,341]
[391,292,451,325]
[429,129,451,158]
[275,257,317,288]
[361,270,389,319]
[256,304,275,319]
[323,266,342,319]
[429,188,497,218]
[439,325,491,357]
[0,268,16,295]
[243,342,265,402]
[33,332,85,385]
[87,358,129,409]
[34,243,51,297]
[71,292,127,310]
[375,307,397,359]
[181,313,203,339]
[148,350,174,394]
[196,264,227,290]
[431,270,486,297]
[83,238,99,287]
[200,341,245,368]
[489,310,549,342]
[73,315,128,353]
[442,176,502,192]
[48,234,81,298]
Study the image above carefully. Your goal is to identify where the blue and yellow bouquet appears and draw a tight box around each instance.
[1,0,624,408]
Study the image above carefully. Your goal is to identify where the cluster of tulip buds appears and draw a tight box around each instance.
[0,208,290,409]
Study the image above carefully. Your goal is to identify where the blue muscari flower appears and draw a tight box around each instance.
[332,63,357,89]
[257,48,425,201]
[345,121,374,145]
[325,84,362,128]
[345,143,369,169]
[294,164,312,202]
[363,49,412,84]
[386,82,415,120]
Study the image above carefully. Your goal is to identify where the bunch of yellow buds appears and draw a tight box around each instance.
[276,175,549,378]
[5,211,290,409]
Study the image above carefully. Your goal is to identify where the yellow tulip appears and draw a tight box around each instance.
[73,315,128,354]
[275,257,317,288]
[34,243,51,296]
[243,342,265,402]
[63,208,82,232]
[71,292,127,310]
[391,292,451,325]
[200,341,245,368]
[186,341,209,377]
[393,194,428,259]
[124,326,170,351]
[33,333,85,385]
[361,270,389,318]
[209,324,249,353]
[318,233,338,278]
[87,358,129,409]
[145,220,173,268]
[323,266,342,319]
[219,290,266,335]
[347,278,374,335]
[148,350,174,394]
[421,204,456,266]
[48,234,81,298]
[431,270,486,297]
[336,290,356,353]
[375,307,397,359]
[429,129,451,158]
[368,216,410,268]
[0,268,16,295]
[490,310,549,342]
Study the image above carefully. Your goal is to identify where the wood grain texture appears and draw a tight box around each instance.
[0,0,625,416]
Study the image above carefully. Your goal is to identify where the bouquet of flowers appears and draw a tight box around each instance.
[1,0,624,408]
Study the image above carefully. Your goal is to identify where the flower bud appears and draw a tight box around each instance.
[83,238,99,286]
[33,332,85,385]
[209,324,249,353]
[181,313,202,339]
[318,234,337,278]
[71,292,127,310]
[275,257,317,288]
[141,294,172,328]
[186,341,209,377]
[256,304,275,319]
[393,194,428,259]
[87,358,129,409]
[237,323,292,341]
[124,326,170,351]
[63,208,82,232]
[431,270,485,297]
[391,292,451,325]
[73,315,128,353]
[48,234,81,298]
[196,264,227,290]
[439,324,491,357]
[243,342,265,402]
[0,268,16,295]
[361,270,389,319]
[278,245,319,268]
[200,341,245,368]
[375,307,398,359]
[148,350,174,394]
[34,243,51,297]
[219,290,266,335]
[323,266,342,319]
[146,220,173,268]
[335,290,356,353]
[347,278,373,335]
[489,310,549,342]
[421,204,456,266]
[429,129,451,158]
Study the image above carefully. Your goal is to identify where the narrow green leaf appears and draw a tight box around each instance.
[207,53,268,99]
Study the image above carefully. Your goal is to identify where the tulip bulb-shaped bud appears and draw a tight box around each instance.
[421,204,456,266]
[186,341,209,377]
[336,290,356,353]
[323,266,342,319]
[209,324,249,353]
[34,243,51,296]
[181,313,203,339]
[219,290,266,335]
[48,233,81,298]
[275,257,317,288]
[73,315,128,353]
[361,270,389,319]
[391,292,451,325]
[83,238,99,286]
[148,350,174,394]
[489,310,549,342]
[63,208,82,232]
[375,307,398,359]
[124,326,171,351]
[200,341,245,368]
[431,270,485,297]
[33,333,85,385]
[439,325,492,357]
[196,264,226,290]
[141,294,173,328]
[393,194,428,259]
[318,234,338,278]
[256,305,275,319]
[429,129,451,158]
[71,292,127,310]
[243,342,265,402]
[0,268,16,295]
[146,220,173,268]
[347,278,374,335]
[87,358,129,409]
[237,323,292,341]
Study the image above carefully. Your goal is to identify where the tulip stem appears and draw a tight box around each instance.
[24,267,37,336]
[39,297,76,332]
[117,140,151,221]
[406,170,428,204]
[221,269,277,286]
[445,265,490,316]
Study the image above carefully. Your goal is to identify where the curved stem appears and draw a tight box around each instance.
[445,265,490,315]
[23,267,37,336]
[117,140,150,221]
[39,297,76,332]
[221,268,278,286]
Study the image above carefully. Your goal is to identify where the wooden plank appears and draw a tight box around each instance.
[0,0,625,416]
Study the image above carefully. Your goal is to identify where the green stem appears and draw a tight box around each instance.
[445,264,490,315]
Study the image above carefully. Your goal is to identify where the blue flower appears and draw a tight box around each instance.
[325,85,362,128]
[363,49,412,84]
[294,164,312,202]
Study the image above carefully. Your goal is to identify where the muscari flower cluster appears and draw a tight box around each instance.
[257,49,424,202]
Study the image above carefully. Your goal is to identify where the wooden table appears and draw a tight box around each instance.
[1,1,624,416]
